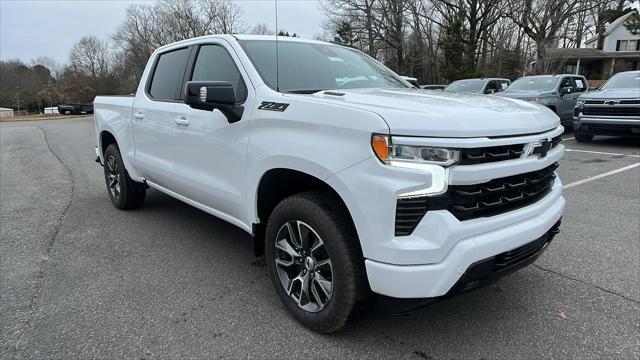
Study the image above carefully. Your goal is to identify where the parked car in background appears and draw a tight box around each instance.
[444,78,511,94]
[420,84,446,90]
[573,70,640,142]
[57,103,94,115]
[94,35,565,333]
[498,74,588,127]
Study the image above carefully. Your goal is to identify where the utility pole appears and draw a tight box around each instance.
[15,88,21,114]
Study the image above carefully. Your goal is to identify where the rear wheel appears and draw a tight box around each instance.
[265,191,369,333]
[575,131,593,142]
[103,144,146,209]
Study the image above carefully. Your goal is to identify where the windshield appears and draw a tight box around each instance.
[445,79,485,93]
[601,72,640,90]
[238,40,410,93]
[508,76,558,91]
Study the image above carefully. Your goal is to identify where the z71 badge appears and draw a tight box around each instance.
[258,102,289,112]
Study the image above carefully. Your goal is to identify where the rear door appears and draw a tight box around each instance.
[170,41,254,222]
[132,47,191,188]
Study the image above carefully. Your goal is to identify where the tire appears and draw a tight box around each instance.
[103,144,146,209]
[265,191,369,333]
[575,131,593,142]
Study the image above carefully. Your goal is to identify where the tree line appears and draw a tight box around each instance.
[321,0,638,83]
[0,0,637,113]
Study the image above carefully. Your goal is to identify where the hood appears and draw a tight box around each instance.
[305,88,558,137]
[497,90,552,100]
[580,88,640,100]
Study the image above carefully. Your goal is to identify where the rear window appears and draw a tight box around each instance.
[148,48,190,100]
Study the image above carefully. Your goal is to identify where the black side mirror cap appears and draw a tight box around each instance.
[184,81,244,123]
[559,86,572,95]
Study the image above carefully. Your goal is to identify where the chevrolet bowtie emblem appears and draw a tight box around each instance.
[604,100,620,105]
[523,139,552,159]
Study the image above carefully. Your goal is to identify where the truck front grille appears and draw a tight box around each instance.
[583,106,640,117]
[458,135,561,165]
[394,163,558,235]
[585,99,640,105]
[432,162,558,221]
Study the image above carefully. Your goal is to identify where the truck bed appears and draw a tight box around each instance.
[94,95,135,125]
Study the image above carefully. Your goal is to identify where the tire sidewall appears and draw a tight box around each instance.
[265,195,358,332]
[103,144,128,208]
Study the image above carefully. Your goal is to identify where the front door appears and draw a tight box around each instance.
[170,42,254,223]
[557,76,581,120]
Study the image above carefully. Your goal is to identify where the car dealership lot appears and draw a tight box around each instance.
[1,117,638,359]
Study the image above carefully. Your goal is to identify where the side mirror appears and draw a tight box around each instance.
[401,76,420,88]
[559,86,572,96]
[184,81,244,123]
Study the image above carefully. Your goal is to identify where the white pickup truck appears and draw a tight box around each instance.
[94,35,565,333]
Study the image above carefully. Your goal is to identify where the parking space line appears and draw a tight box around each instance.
[565,148,640,158]
[562,137,574,141]
[563,163,640,189]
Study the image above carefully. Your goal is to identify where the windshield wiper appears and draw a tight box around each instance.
[284,89,326,94]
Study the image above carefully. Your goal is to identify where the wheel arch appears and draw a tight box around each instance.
[252,167,359,257]
[100,130,117,155]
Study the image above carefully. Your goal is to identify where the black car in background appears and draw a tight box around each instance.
[57,103,94,115]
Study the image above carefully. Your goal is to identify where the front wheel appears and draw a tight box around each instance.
[103,144,146,209]
[265,191,369,333]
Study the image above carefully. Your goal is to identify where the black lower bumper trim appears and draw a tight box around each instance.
[579,123,640,137]
[444,219,561,296]
[376,219,562,314]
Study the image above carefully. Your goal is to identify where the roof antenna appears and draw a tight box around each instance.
[275,0,280,92]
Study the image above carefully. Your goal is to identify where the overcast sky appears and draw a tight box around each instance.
[0,0,324,64]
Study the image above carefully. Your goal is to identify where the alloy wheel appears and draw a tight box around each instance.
[106,155,121,200]
[274,220,334,312]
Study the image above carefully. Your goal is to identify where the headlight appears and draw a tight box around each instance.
[371,134,460,168]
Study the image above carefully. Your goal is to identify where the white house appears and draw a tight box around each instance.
[546,12,640,81]
[584,12,640,52]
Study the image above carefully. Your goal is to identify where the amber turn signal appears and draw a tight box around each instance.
[371,134,390,162]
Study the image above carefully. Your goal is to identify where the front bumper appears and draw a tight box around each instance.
[365,179,564,298]
[573,115,640,137]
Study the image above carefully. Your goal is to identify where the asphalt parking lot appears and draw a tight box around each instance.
[1,116,638,359]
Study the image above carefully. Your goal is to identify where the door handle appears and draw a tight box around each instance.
[174,117,191,126]
[133,113,144,120]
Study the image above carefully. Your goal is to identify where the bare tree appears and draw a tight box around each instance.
[31,56,62,80]
[250,23,275,35]
[112,0,245,78]
[507,0,597,73]
[69,36,111,79]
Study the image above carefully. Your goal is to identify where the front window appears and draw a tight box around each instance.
[238,40,410,93]
[618,40,638,52]
[601,72,640,90]
[507,76,558,91]
[444,79,486,93]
